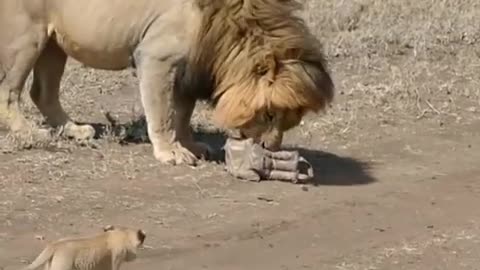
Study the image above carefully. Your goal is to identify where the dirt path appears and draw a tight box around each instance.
[121,120,480,270]
[2,118,480,270]
[2,0,480,268]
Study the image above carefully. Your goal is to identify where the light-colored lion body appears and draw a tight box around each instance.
[0,0,334,165]
[42,0,199,70]
[22,225,146,270]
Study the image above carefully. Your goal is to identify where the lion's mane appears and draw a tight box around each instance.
[183,0,334,129]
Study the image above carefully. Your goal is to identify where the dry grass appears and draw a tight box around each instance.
[295,0,480,139]
[302,0,479,58]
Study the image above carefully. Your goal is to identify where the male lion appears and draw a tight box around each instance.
[0,0,334,166]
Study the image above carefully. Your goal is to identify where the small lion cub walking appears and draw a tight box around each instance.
[20,225,146,270]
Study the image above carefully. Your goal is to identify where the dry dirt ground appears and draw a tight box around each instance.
[2,1,480,269]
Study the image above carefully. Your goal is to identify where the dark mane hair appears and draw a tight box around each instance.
[182,0,334,129]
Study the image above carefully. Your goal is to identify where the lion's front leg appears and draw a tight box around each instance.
[134,50,199,166]
[173,93,212,160]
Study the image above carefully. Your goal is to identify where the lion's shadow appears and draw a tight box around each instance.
[88,120,376,187]
[194,130,377,187]
[283,147,376,186]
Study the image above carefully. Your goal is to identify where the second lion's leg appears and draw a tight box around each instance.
[134,51,198,165]
[29,39,95,141]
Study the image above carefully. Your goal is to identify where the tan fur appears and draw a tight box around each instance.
[188,0,334,149]
[21,225,146,270]
[0,0,333,165]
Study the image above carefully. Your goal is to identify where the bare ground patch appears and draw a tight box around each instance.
[2,0,480,269]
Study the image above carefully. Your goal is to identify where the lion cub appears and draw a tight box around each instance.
[21,225,146,270]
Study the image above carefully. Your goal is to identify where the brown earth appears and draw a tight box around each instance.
[1,0,480,269]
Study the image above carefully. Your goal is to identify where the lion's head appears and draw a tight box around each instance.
[185,0,334,150]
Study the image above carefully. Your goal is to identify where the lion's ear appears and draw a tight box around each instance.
[254,52,278,85]
[103,225,115,232]
[264,53,277,70]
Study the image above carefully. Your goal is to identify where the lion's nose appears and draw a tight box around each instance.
[262,141,280,151]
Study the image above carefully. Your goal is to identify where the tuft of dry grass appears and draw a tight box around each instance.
[302,0,480,58]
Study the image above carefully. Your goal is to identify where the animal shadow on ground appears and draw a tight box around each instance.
[283,147,377,186]
[194,129,377,187]
[88,117,376,186]
[87,116,227,152]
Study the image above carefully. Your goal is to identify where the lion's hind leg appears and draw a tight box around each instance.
[29,39,95,142]
[0,23,51,140]
[47,251,73,270]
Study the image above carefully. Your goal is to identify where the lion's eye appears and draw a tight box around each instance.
[265,112,275,122]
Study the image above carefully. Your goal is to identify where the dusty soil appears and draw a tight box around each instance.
[2,0,480,269]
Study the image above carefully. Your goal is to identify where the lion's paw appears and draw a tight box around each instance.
[154,144,198,166]
[63,122,96,142]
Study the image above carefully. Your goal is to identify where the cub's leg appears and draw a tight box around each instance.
[0,23,50,138]
[29,39,95,141]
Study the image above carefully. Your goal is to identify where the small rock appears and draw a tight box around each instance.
[92,204,104,210]
[257,196,274,203]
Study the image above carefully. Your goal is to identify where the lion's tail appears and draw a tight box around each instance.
[20,245,55,270]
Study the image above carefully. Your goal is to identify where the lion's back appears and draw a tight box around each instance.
[45,0,196,69]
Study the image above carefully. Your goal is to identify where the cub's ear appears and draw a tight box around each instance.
[137,230,146,243]
[103,225,115,232]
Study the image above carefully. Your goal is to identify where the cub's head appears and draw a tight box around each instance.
[103,225,146,253]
